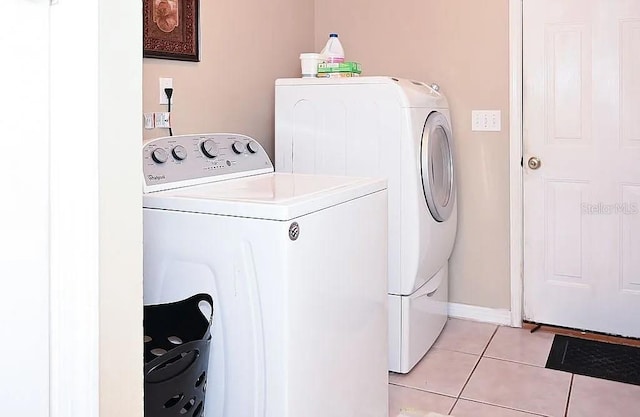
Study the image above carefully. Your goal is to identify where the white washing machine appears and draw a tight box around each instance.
[143,133,389,417]
[275,77,457,373]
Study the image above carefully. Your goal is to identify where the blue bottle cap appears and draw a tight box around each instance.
[329,33,338,37]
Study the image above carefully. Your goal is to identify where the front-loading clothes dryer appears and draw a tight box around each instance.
[142,133,388,417]
[275,77,458,373]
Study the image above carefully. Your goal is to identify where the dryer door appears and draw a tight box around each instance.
[420,111,455,222]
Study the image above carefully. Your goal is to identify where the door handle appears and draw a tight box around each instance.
[528,156,541,170]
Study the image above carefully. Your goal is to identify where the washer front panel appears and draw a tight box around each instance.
[420,112,455,222]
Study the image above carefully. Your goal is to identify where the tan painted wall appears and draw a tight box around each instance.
[143,0,512,310]
[143,0,315,157]
[315,0,511,309]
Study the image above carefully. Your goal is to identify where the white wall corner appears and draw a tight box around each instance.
[509,0,524,328]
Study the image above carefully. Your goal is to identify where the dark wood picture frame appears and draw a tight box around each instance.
[143,0,200,62]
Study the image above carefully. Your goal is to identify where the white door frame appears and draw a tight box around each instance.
[48,1,143,416]
[509,0,524,327]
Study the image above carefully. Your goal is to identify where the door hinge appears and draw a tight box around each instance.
[520,156,523,167]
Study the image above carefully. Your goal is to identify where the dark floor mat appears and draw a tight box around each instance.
[546,335,640,386]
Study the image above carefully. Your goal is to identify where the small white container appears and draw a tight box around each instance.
[299,53,323,78]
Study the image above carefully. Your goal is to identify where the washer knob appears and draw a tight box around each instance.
[247,141,259,154]
[232,141,245,154]
[200,139,218,158]
[172,145,187,161]
[151,148,168,164]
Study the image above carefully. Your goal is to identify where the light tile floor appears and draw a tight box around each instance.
[389,318,640,417]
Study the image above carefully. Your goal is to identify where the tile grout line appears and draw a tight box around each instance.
[447,397,459,415]
[564,374,574,417]
[391,323,502,416]
[454,324,501,403]
[454,325,556,416]
[455,398,550,417]
[456,324,576,417]
[481,355,552,369]
[388,382,458,399]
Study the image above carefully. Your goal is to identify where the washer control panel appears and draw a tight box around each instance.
[143,133,273,192]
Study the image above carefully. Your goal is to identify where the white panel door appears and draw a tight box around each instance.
[0,0,51,415]
[523,0,640,337]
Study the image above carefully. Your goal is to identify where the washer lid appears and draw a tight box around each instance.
[420,111,456,222]
[143,173,387,221]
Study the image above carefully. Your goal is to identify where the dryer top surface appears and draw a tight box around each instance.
[276,76,449,109]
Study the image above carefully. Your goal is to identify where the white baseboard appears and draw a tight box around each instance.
[448,302,512,326]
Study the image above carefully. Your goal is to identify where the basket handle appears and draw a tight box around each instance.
[190,293,214,335]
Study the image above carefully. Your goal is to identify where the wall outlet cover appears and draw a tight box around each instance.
[159,77,173,105]
[155,112,171,129]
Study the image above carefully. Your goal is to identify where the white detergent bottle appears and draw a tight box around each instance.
[320,33,345,63]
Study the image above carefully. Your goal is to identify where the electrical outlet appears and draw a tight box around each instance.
[472,110,501,132]
[159,77,173,105]
[143,113,155,129]
[155,112,171,128]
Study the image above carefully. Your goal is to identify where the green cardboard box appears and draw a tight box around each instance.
[317,62,362,74]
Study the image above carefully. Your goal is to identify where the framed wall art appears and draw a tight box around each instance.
[143,0,200,62]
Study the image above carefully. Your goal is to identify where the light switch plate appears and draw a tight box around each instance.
[472,110,501,132]
[143,113,155,129]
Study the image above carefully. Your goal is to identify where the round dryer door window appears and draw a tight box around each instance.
[420,111,455,222]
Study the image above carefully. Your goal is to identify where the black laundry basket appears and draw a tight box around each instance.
[144,293,213,417]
